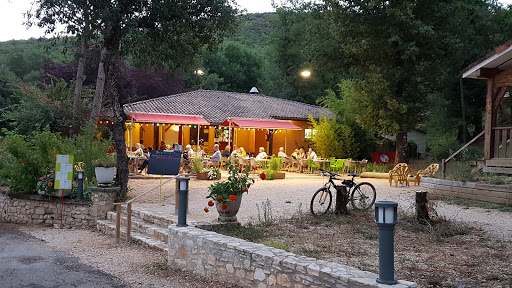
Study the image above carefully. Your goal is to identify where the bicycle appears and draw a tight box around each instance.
[310,169,376,215]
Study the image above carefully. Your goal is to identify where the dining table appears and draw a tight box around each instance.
[128,154,147,173]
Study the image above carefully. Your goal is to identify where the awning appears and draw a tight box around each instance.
[128,113,209,125]
[220,118,301,130]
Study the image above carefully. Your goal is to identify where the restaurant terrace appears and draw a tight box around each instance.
[122,89,331,155]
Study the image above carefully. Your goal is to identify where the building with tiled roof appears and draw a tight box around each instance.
[123,89,331,155]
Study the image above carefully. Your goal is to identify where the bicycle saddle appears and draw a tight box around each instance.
[347,173,359,177]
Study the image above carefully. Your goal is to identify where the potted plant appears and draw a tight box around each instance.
[197,167,221,180]
[37,174,55,196]
[204,162,254,222]
[93,156,117,185]
[261,157,285,180]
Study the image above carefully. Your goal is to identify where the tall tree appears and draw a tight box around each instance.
[29,0,238,196]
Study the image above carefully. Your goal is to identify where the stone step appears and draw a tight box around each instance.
[97,219,169,253]
[118,205,177,227]
[107,211,171,243]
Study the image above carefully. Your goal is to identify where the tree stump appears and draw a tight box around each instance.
[416,191,430,224]
[335,185,349,215]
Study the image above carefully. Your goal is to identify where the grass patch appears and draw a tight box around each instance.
[208,223,267,242]
[263,239,289,250]
[399,211,473,242]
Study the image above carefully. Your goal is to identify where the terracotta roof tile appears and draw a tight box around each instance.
[123,90,331,124]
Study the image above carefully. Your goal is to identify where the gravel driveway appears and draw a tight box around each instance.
[129,172,512,238]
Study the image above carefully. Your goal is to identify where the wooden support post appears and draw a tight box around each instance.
[441,159,446,178]
[115,204,121,244]
[126,203,132,242]
[484,78,494,160]
[415,191,430,224]
[334,185,349,215]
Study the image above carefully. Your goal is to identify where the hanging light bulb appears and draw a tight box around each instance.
[99,121,103,124]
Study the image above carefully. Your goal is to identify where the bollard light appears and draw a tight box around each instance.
[375,201,398,285]
[176,177,190,227]
[76,170,85,201]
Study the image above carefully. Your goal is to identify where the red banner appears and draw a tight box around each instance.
[371,152,396,164]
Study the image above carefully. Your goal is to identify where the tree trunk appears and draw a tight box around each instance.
[334,185,349,215]
[72,37,86,134]
[415,191,430,224]
[90,47,107,125]
[395,131,408,165]
[106,61,129,199]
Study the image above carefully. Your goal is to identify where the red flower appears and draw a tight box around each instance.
[229,195,236,201]
[204,207,209,213]
[221,204,228,210]
[259,173,266,180]
[23,159,27,163]
[215,195,223,203]
[208,200,214,207]
[243,188,248,192]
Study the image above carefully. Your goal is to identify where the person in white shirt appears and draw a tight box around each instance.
[255,147,268,160]
[307,147,318,160]
[277,147,287,158]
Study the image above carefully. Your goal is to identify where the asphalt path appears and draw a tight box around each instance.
[0,222,125,288]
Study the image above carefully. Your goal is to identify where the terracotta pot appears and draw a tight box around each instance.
[216,194,243,222]
[95,167,116,184]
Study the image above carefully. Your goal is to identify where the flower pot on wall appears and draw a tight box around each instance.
[95,167,116,185]
[197,172,221,180]
[273,172,286,179]
[216,194,243,222]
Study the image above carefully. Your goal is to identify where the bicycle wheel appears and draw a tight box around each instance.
[350,182,376,210]
[310,187,332,215]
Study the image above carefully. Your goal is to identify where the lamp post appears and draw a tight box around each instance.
[176,177,190,227]
[375,201,398,285]
[76,170,85,201]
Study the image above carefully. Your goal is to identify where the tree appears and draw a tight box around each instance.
[29,0,238,196]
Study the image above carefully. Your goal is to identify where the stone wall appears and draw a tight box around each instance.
[0,192,93,228]
[0,187,118,228]
[168,225,416,288]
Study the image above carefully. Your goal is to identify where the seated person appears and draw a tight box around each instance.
[298,147,306,159]
[255,147,268,160]
[239,147,247,157]
[159,141,166,150]
[134,143,144,156]
[277,147,287,158]
[307,147,318,160]
[139,147,152,173]
[208,144,221,165]
[221,145,231,158]
[231,147,239,157]
[291,149,299,160]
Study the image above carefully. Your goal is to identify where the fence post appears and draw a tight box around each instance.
[115,204,121,244]
[126,202,132,242]
[441,159,446,178]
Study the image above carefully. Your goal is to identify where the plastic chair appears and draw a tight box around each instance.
[333,159,345,173]
[329,157,336,171]
[307,158,320,174]
[250,157,263,174]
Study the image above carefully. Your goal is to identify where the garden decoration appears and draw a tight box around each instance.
[197,167,221,180]
[204,161,254,222]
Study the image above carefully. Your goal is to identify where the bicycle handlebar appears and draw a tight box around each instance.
[320,169,360,179]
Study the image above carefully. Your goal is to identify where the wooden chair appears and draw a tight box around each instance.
[219,156,229,170]
[413,163,439,185]
[343,159,353,174]
[388,163,411,187]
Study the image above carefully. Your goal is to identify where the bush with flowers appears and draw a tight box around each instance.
[37,174,55,195]
[204,161,254,213]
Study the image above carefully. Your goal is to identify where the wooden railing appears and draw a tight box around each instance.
[441,131,485,177]
[492,127,512,159]
[113,176,176,244]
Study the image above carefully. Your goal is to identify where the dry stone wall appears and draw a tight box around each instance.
[0,187,118,228]
[168,225,417,288]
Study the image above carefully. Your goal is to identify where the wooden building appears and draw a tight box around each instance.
[462,41,512,174]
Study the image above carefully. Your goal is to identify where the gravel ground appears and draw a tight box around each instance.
[129,171,512,238]
[15,171,512,287]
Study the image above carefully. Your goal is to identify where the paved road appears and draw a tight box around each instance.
[0,222,125,288]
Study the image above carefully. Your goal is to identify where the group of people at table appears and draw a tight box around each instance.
[128,136,332,174]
